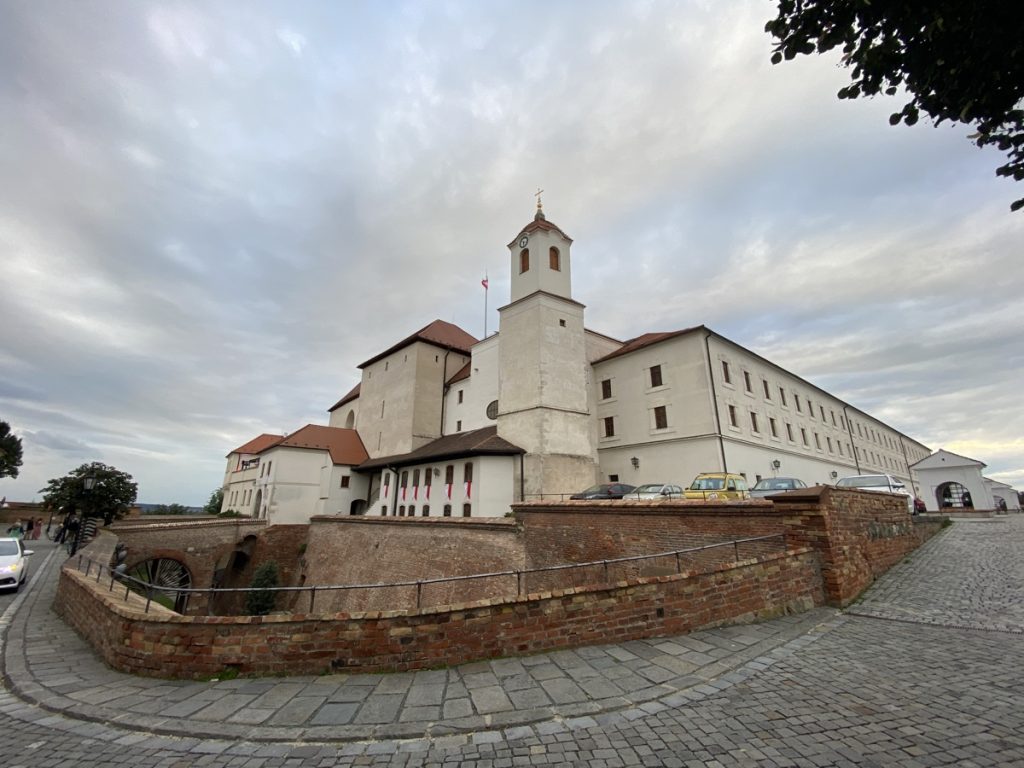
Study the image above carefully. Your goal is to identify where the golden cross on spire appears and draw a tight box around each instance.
[535,187,544,212]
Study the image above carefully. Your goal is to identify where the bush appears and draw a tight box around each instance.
[245,561,280,616]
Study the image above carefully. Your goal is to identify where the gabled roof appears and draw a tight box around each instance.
[358,426,523,471]
[328,383,360,413]
[227,433,284,458]
[592,328,702,364]
[358,320,478,369]
[267,425,368,466]
[447,361,471,384]
[508,209,573,246]
[910,449,986,470]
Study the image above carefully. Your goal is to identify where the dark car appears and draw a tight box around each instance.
[570,483,636,500]
[749,477,808,498]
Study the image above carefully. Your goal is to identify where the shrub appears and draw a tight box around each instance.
[245,561,279,616]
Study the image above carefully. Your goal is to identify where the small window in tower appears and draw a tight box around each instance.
[520,248,530,273]
[340,476,350,488]
[654,406,668,430]
[650,365,663,388]
[559,318,566,327]
[549,246,560,271]
[456,420,462,432]
[457,389,464,404]
[600,379,612,400]
[603,416,615,437]
[609,474,619,482]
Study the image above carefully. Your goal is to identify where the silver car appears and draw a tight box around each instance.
[0,538,33,591]
[836,474,914,512]
[622,483,684,500]
[750,477,808,498]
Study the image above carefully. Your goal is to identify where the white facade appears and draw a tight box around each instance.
[986,478,1021,511]
[911,449,995,512]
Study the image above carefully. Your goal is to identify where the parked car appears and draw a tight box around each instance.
[836,474,914,512]
[569,483,636,500]
[750,477,808,498]
[913,497,927,515]
[0,537,33,591]
[683,472,750,500]
[622,483,685,500]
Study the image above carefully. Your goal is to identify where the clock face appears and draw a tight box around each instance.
[518,235,529,248]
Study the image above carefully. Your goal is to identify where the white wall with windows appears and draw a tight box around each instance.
[373,455,514,518]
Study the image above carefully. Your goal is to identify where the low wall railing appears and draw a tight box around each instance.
[66,532,787,616]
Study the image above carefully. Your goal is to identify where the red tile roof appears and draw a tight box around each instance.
[447,361,471,384]
[327,383,361,413]
[269,425,368,466]
[592,327,702,363]
[227,433,284,457]
[358,320,478,369]
[507,210,573,246]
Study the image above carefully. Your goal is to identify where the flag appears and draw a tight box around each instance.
[481,277,489,289]
[465,481,472,499]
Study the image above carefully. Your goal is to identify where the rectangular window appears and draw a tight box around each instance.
[603,416,615,437]
[267,461,272,474]
[762,380,771,399]
[422,505,430,516]
[340,476,350,488]
[795,395,802,413]
[841,416,847,430]
[858,424,863,437]
[398,505,405,516]
[750,412,759,433]
[457,389,464,404]
[601,379,612,399]
[381,505,387,515]
[520,249,529,273]
[380,400,385,418]
[412,469,420,490]
[838,442,844,456]
[654,406,668,430]
[456,420,462,431]
[769,417,778,438]
[400,471,408,492]
[743,371,752,392]
[814,433,821,450]
[722,360,732,384]
[549,247,561,271]
[831,410,837,426]
[807,399,814,419]
[445,465,454,484]
[609,474,619,482]
[786,423,794,441]
[650,365,663,388]
[779,387,787,406]
[464,462,473,483]
[827,437,833,453]
[443,504,452,516]
[801,427,808,446]
[820,405,827,421]
[462,503,472,517]
[728,405,738,428]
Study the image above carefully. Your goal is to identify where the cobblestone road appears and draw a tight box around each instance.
[0,518,1022,766]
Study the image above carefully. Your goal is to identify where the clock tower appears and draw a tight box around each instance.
[496,200,599,499]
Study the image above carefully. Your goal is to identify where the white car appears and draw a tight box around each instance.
[0,537,32,591]
[622,483,685,500]
[836,474,914,512]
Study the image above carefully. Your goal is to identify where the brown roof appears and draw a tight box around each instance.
[358,426,523,471]
[227,433,284,457]
[327,383,361,413]
[447,361,471,384]
[268,425,368,466]
[592,328,702,363]
[358,320,478,369]
[507,210,573,246]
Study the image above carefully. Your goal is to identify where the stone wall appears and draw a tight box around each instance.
[53,544,822,679]
[300,515,524,613]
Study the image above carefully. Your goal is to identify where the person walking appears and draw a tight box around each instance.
[32,517,42,540]
[25,517,34,540]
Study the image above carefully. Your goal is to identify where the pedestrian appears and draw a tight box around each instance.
[33,517,43,540]
[962,490,974,509]
[25,517,34,539]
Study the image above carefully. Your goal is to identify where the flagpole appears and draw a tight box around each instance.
[483,271,489,337]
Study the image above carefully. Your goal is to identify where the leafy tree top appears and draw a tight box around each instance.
[203,488,224,516]
[766,1,1024,211]
[0,421,24,479]
[38,462,138,520]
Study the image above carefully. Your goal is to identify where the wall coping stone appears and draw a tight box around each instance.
[309,515,519,531]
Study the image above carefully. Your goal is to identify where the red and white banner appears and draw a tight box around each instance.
[413,484,418,500]
[425,483,431,500]
[465,481,472,499]
[401,486,407,501]
[383,479,389,498]
[445,483,452,500]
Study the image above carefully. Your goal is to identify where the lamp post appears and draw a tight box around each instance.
[71,474,97,556]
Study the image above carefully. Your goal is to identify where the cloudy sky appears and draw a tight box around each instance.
[2,1,1021,506]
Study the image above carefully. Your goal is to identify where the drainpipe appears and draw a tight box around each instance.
[439,350,451,436]
[843,405,862,474]
[703,332,728,473]
[897,435,914,491]
[520,453,525,503]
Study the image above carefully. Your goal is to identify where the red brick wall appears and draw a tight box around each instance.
[301,516,525,613]
[53,546,823,679]
[210,525,310,615]
[773,486,944,606]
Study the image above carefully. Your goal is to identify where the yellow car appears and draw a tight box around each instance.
[684,472,751,500]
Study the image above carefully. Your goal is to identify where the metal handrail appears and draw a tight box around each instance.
[70,532,786,614]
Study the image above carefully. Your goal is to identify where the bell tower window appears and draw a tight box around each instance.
[519,249,530,273]
[549,247,560,271]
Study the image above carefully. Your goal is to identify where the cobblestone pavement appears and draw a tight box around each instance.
[0,518,1021,766]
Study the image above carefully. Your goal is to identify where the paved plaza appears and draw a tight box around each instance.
[0,517,1022,766]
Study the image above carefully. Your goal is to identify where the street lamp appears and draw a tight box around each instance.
[71,474,97,556]
[630,456,640,470]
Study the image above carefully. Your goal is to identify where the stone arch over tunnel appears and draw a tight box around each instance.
[937,481,973,509]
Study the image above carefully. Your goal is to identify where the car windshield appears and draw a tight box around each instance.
[634,484,664,493]
[838,475,889,488]
[0,541,19,556]
[579,485,609,494]
[690,477,724,490]
[754,479,794,490]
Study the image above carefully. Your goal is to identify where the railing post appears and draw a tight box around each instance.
[145,586,153,614]
[675,551,682,574]
[84,560,91,578]
[603,560,609,584]
[734,541,739,562]
[309,586,316,613]
[416,581,423,610]
[515,570,522,597]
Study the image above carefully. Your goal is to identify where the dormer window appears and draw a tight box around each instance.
[549,246,560,271]
[519,249,530,273]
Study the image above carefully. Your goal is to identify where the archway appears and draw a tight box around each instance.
[126,558,193,613]
[936,481,973,509]
[349,498,367,516]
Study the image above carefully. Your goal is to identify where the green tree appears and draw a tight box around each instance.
[765,1,1024,211]
[203,488,224,515]
[148,503,191,515]
[38,462,138,522]
[245,561,280,617]
[0,421,24,479]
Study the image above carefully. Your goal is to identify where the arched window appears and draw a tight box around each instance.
[549,246,560,271]
[399,505,406,516]
[462,503,472,517]
[443,504,452,517]
[344,410,355,429]
[520,248,530,273]
[409,504,415,515]
[422,505,430,516]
